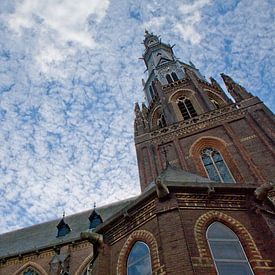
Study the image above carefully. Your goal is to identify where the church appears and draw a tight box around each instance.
[0,31,274,275]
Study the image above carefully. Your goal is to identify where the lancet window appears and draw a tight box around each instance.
[166,74,173,84]
[201,148,234,183]
[176,97,197,120]
[127,241,152,275]
[157,113,166,128]
[207,222,254,275]
[171,72,179,81]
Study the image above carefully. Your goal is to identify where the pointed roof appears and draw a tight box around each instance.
[160,163,212,183]
[144,163,212,192]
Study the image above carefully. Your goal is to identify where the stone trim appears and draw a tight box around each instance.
[117,230,164,275]
[74,253,93,275]
[194,211,274,274]
[189,136,243,182]
[13,261,48,275]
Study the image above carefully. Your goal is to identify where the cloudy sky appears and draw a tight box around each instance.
[0,0,274,233]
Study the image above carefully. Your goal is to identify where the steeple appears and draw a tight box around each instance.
[134,33,269,192]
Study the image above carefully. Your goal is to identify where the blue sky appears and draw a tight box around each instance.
[0,0,274,233]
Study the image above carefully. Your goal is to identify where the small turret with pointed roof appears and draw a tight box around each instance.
[221,73,252,102]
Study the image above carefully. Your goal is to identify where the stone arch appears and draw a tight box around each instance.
[150,105,164,129]
[189,136,243,182]
[117,229,163,275]
[13,261,47,275]
[204,89,227,108]
[168,89,203,121]
[74,253,94,275]
[194,211,267,274]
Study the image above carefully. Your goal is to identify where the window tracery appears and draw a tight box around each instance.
[176,96,197,120]
[157,113,166,128]
[201,148,234,183]
[207,222,254,275]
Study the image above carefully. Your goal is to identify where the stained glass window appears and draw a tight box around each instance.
[207,222,254,275]
[201,148,234,183]
[176,97,197,120]
[127,241,152,275]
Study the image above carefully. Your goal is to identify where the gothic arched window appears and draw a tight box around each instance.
[157,113,166,128]
[176,97,197,120]
[201,148,234,183]
[207,222,254,275]
[171,72,179,81]
[127,241,152,275]
[166,74,173,84]
[210,99,220,109]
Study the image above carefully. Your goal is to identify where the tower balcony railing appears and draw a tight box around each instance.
[150,102,246,137]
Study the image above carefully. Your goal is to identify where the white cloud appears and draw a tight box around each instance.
[176,0,211,44]
[8,0,109,47]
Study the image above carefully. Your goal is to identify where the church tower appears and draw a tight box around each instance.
[134,30,275,192]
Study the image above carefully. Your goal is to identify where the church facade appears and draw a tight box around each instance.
[0,32,274,275]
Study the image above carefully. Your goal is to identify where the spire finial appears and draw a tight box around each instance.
[94,202,96,209]
[62,211,65,218]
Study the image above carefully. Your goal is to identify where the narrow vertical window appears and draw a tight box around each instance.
[201,148,234,183]
[166,74,173,84]
[152,81,157,95]
[177,97,197,120]
[157,113,166,128]
[127,241,152,275]
[171,72,179,81]
[207,222,254,275]
[149,86,154,99]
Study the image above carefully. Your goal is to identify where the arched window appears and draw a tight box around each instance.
[152,81,157,95]
[177,97,197,120]
[157,113,166,128]
[23,268,40,275]
[210,99,220,108]
[127,241,152,275]
[207,222,254,275]
[201,148,234,183]
[171,72,179,81]
[166,74,173,84]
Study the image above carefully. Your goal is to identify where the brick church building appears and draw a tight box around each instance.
[0,31,274,275]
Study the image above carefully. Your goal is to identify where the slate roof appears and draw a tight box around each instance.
[143,163,213,192]
[0,164,215,259]
[0,197,136,258]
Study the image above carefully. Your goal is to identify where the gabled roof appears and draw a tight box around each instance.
[0,197,136,259]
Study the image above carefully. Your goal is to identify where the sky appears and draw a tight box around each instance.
[0,0,274,233]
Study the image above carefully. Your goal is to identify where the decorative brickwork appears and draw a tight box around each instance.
[189,136,243,182]
[14,261,47,275]
[194,211,275,273]
[117,229,165,275]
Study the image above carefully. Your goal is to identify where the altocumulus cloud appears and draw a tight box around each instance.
[0,0,274,233]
